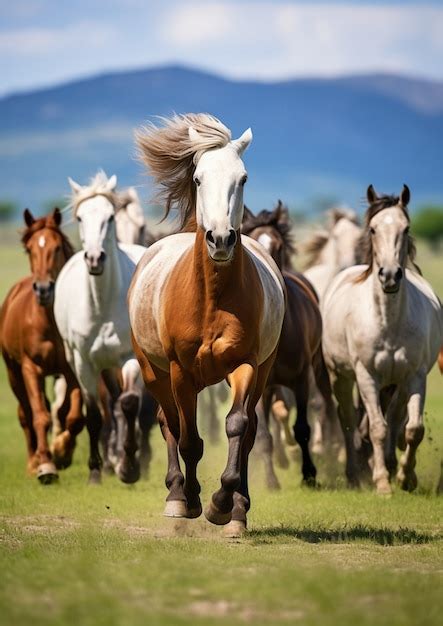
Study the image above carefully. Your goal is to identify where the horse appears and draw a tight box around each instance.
[128,113,285,537]
[322,185,442,494]
[54,171,155,484]
[0,208,84,483]
[242,201,336,489]
[302,208,361,301]
[115,186,146,245]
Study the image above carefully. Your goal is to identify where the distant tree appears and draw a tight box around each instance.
[0,200,17,222]
[44,197,68,212]
[412,206,443,250]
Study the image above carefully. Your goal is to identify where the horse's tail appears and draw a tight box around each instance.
[438,346,443,375]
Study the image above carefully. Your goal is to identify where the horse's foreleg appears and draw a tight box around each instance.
[118,359,143,484]
[205,361,257,527]
[170,361,202,517]
[332,373,360,488]
[51,375,67,437]
[21,358,58,484]
[355,363,390,495]
[312,349,343,457]
[52,370,84,470]
[397,374,426,492]
[293,369,317,486]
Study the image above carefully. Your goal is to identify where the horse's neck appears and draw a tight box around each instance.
[87,240,123,310]
[193,229,243,303]
[372,271,407,331]
[319,238,338,269]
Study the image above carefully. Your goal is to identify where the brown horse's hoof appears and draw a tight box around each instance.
[37,462,59,485]
[52,431,74,470]
[204,501,232,526]
[164,500,188,518]
[223,520,247,538]
[118,457,140,484]
[88,469,102,485]
[302,476,318,489]
[397,469,417,493]
[185,503,202,519]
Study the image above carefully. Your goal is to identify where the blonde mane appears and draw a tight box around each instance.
[70,170,118,215]
[136,113,232,230]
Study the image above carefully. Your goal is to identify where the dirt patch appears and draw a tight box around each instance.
[185,600,305,622]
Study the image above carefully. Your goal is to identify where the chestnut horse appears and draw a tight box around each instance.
[0,208,83,483]
[242,202,336,489]
[129,114,285,537]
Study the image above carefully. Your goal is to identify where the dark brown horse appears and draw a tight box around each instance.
[242,202,336,488]
[0,208,84,483]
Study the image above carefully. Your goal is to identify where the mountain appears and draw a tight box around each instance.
[1,65,442,213]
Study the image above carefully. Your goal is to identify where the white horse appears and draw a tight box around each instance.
[303,208,362,301]
[54,171,148,483]
[128,114,285,536]
[322,185,442,494]
[115,186,146,245]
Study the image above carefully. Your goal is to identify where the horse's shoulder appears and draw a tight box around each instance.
[241,236,285,293]
[405,270,441,308]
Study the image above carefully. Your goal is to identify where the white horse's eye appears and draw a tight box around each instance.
[194,177,201,187]
[77,216,82,223]
[370,226,375,235]
[404,226,410,235]
[240,175,248,187]
[108,214,114,223]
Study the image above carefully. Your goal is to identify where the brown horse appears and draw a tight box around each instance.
[129,114,285,536]
[0,208,84,483]
[242,202,336,488]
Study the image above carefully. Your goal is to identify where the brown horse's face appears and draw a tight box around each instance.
[25,216,66,306]
[248,225,285,269]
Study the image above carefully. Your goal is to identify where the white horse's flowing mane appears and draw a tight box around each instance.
[69,170,118,215]
[136,113,232,230]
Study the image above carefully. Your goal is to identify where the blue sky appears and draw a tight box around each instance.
[1,1,443,95]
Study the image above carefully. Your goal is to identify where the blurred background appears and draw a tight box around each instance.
[0,0,442,243]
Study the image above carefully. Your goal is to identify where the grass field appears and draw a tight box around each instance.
[0,228,442,626]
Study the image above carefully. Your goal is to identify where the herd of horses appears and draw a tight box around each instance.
[1,113,442,538]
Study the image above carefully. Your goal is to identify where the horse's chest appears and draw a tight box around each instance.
[371,344,410,383]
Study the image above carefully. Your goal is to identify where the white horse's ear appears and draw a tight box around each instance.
[68,177,82,194]
[106,174,117,192]
[400,184,410,207]
[367,184,378,205]
[188,126,201,143]
[232,128,253,156]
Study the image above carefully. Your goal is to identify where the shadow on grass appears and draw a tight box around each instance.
[249,524,440,546]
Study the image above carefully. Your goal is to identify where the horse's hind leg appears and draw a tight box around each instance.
[5,359,37,473]
[312,349,342,457]
[254,387,281,490]
[293,370,317,486]
[138,391,157,477]
[205,361,257,527]
[397,374,426,492]
[331,373,360,489]
[21,358,58,484]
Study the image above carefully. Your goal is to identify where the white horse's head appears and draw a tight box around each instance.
[68,171,118,275]
[366,184,411,293]
[328,210,362,271]
[115,187,145,245]
[191,126,252,262]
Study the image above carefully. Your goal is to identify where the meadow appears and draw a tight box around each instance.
[0,226,442,626]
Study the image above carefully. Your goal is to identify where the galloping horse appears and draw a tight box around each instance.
[129,114,285,536]
[115,187,146,245]
[1,208,83,483]
[302,208,361,301]
[54,171,152,484]
[242,202,336,489]
[322,185,442,494]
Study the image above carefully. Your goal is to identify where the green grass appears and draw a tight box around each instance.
[0,231,442,626]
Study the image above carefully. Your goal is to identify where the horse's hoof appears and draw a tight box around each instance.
[376,477,392,496]
[346,477,361,490]
[37,463,59,485]
[164,500,188,518]
[204,501,232,526]
[186,505,202,519]
[223,520,247,538]
[118,458,140,484]
[88,469,102,485]
[274,454,290,470]
[302,476,318,489]
[397,470,417,492]
[103,461,115,476]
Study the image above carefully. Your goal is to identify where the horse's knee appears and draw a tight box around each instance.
[226,409,248,439]
[120,392,139,417]
[179,436,204,464]
[293,419,311,445]
[405,423,424,447]
[221,467,240,493]
[369,420,387,444]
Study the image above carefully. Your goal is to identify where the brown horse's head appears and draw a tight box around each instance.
[242,201,295,270]
[22,208,74,306]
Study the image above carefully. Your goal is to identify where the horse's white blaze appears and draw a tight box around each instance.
[38,235,46,248]
[257,233,273,253]
[383,215,394,224]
